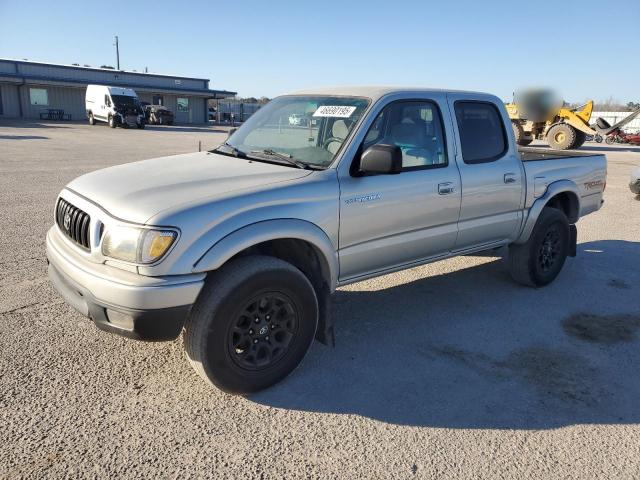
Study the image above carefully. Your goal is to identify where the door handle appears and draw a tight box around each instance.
[438,182,455,195]
[504,173,517,184]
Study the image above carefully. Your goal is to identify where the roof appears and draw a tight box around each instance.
[0,72,236,98]
[2,58,209,82]
[290,86,492,101]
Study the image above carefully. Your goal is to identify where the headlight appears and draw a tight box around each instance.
[102,226,177,264]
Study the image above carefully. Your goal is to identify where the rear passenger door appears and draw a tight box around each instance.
[447,95,525,250]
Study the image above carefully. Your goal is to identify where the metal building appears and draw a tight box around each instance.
[0,59,235,123]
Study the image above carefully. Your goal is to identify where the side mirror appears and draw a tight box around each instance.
[359,144,402,175]
[227,127,238,139]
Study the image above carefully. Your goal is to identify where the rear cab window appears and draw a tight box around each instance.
[454,101,507,164]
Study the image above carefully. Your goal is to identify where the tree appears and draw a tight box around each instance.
[100,65,115,69]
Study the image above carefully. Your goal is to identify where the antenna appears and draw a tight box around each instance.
[114,35,120,70]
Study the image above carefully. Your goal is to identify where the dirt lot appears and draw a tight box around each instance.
[1,120,640,479]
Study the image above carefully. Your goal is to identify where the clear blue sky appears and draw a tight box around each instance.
[1,0,638,102]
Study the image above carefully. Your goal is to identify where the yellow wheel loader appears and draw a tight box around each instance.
[506,96,597,150]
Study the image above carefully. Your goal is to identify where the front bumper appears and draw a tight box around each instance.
[46,227,205,341]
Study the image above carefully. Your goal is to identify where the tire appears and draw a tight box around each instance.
[184,255,319,394]
[546,123,576,150]
[596,117,611,130]
[571,131,587,149]
[511,121,532,146]
[137,123,145,129]
[88,112,95,125]
[508,208,570,287]
[108,115,116,128]
[595,134,603,143]
[605,136,615,145]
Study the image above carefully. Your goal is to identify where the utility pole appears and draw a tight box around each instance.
[114,35,120,70]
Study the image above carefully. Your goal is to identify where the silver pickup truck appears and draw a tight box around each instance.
[47,87,606,394]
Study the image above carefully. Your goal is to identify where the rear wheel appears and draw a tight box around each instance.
[88,112,95,125]
[509,208,570,287]
[511,121,533,146]
[547,123,576,150]
[184,256,319,394]
[605,136,615,145]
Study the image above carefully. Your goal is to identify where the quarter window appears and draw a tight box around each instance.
[454,101,507,164]
[177,97,189,112]
[362,100,447,170]
[29,88,48,106]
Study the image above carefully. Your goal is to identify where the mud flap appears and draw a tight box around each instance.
[569,224,577,257]
[315,283,335,346]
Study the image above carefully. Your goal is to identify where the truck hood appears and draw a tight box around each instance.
[66,152,312,224]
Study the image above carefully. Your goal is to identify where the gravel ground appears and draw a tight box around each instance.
[1,120,640,479]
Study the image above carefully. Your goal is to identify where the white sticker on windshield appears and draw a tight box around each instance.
[312,105,357,118]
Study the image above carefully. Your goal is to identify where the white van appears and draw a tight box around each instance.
[85,85,145,129]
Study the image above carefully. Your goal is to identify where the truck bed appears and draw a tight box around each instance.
[518,147,602,162]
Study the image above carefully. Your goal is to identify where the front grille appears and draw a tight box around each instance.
[56,198,91,250]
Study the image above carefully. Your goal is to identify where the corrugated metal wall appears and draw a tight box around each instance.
[0,84,21,117]
[20,84,87,120]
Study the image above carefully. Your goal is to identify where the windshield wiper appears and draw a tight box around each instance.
[250,149,321,170]
[212,142,247,158]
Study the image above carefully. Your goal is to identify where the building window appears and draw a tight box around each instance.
[29,88,49,106]
[177,97,189,112]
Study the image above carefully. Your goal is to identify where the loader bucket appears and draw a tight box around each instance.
[558,101,597,135]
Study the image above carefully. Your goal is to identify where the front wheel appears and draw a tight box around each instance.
[88,112,95,125]
[108,115,116,128]
[184,256,319,394]
[508,208,570,287]
[547,123,576,150]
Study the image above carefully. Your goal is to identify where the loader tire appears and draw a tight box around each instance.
[547,123,576,150]
[571,131,586,149]
[512,121,533,146]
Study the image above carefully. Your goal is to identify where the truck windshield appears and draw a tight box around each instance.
[111,95,139,108]
[218,95,370,168]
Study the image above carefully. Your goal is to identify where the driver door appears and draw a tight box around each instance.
[338,96,461,282]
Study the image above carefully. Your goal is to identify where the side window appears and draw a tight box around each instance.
[104,95,111,107]
[454,101,507,164]
[362,101,447,170]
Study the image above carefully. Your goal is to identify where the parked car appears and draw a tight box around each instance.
[85,85,145,129]
[48,87,606,394]
[144,105,174,125]
[630,166,640,195]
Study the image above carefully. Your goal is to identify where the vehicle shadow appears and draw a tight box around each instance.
[252,240,640,429]
[580,144,640,152]
[0,135,49,140]
[143,125,229,134]
[0,121,73,129]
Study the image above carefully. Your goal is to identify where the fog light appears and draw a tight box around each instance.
[106,309,134,330]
